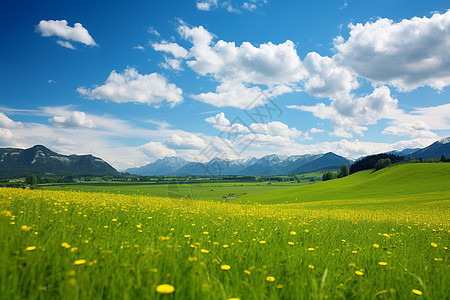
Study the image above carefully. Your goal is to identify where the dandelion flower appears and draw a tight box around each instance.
[74,259,86,265]
[431,242,437,248]
[355,271,364,276]
[156,284,175,294]
[352,250,358,254]
[373,244,380,248]
[290,231,297,236]
[308,265,315,269]
[259,241,266,244]
[288,242,295,246]
[412,289,423,296]
[378,262,388,266]
[221,265,231,271]
[308,248,315,252]
[244,270,251,275]
[61,242,71,248]
[184,235,191,238]
[25,246,36,251]
[200,249,209,254]
[266,276,275,282]
[223,244,229,248]
[21,225,32,232]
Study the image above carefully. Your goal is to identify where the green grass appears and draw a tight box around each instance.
[240,163,450,205]
[0,163,449,299]
[40,180,312,201]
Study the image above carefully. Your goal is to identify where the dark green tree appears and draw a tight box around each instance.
[322,171,336,181]
[25,173,38,186]
[375,158,392,171]
[338,165,349,178]
[441,155,446,162]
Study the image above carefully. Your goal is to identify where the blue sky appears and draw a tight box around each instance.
[1,0,449,170]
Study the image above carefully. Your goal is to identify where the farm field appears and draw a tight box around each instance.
[1,163,449,299]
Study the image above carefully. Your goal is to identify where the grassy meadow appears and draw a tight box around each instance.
[1,163,449,299]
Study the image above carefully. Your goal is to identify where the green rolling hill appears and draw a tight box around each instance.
[240,163,450,205]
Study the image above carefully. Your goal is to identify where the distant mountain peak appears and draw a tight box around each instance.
[0,145,118,177]
[437,137,450,144]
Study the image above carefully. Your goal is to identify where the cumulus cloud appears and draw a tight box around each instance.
[382,122,438,139]
[36,20,97,48]
[0,128,14,145]
[334,10,450,91]
[166,134,207,149]
[179,25,304,85]
[250,121,301,139]
[205,112,250,132]
[152,41,189,58]
[0,113,22,128]
[303,52,358,100]
[140,141,176,159]
[77,67,183,107]
[289,86,399,138]
[49,111,96,128]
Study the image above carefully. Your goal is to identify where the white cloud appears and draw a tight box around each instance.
[382,122,438,139]
[309,128,324,134]
[196,0,266,12]
[152,41,189,58]
[176,24,303,108]
[56,40,76,49]
[159,56,184,71]
[205,112,230,126]
[334,10,450,91]
[166,134,207,149]
[179,25,304,85]
[194,81,264,109]
[148,26,160,36]
[0,128,14,145]
[242,3,257,11]
[134,45,145,50]
[77,67,183,107]
[205,112,250,132]
[303,52,358,100]
[196,0,218,11]
[290,86,399,137]
[49,111,96,128]
[250,121,301,139]
[140,141,176,159]
[0,113,22,128]
[36,20,97,47]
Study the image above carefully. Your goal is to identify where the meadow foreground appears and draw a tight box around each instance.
[0,182,448,299]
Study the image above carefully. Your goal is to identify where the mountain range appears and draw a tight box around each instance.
[126,152,354,176]
[0,145,118,178]
[126,137,450,176]
[1,137,449,178]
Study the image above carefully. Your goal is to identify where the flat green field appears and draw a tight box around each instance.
[40,179,312,201]
[1,163,449,299]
